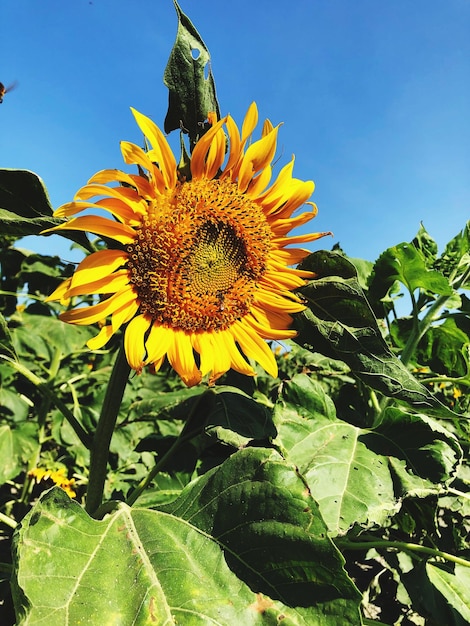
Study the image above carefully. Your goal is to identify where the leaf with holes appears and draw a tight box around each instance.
[164,0,220,146]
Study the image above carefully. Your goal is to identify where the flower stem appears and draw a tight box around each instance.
[0,511,17,529]
[0,355,91,448]
[125,389,209,507]
[338,538,470,569]
[400,293,453,367]
[85,345,130,516]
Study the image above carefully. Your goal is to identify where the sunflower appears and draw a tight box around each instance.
[45,103,328,386]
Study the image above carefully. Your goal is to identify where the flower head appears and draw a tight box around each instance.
[45,103,329,386]
[29,467,77,498]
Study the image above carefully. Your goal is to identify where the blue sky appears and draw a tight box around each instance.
[2,0,469,265]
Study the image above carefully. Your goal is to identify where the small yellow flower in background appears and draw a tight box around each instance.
[29,467,76,498]
[45,103,329,386]
[453,387,462,400]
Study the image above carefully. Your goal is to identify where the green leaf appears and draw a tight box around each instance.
[416,317,470,377]
[161,447,362,618]
[369,241,453,300]
[13,450,362,625]
[11,313,95,362]
[0,168,91,251]
[434,221,470,287]
[363,407,462,496]
[0,312,17,359]
[412,223,438,265]
[273,377,397,535]
[0,169,58,237]
[294,250,444,412]
[273,375,461,534]
[426,562,470,623]
[0,423,39,485]
[164,0,220,147]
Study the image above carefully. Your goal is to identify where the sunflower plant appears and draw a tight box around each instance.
[1,2,469,625]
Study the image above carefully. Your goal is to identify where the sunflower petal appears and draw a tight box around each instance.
[230,320,278,378]
[59,287,135,325]
[144,323,173,365]
[124,314,151,372]
[69,250,128,293]
[130,108,177,189]
[167,330,202,387]
[45,216,136,245]
[87,325,115,351]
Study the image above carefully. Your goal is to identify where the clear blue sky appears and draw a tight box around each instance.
[2,0,469,265]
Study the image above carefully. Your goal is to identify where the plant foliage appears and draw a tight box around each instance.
[1,2,469,625]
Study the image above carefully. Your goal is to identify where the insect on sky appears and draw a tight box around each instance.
[0,81,18,103]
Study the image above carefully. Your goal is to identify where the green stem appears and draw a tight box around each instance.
[0,355,91,448]
[0,511,17,529]
[126,389,209,507]
[400,293,453,367]
[362,620,391,626]
[0,562,13,576]
[85,345,130,516]
[125,435,186,507]
[338,538,470,569]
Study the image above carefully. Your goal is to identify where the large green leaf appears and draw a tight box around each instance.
[0,169,57,236]
[273,375,461,535]
[426,562,470,623]
[164,0,220,147]
[12,449,362,625]
[369,241,453,299]
[293,250,455,416]
[0,168,91,248]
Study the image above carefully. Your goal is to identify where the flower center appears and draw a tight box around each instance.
[126,178,272,332]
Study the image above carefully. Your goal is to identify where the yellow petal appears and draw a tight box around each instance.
[124,314,151,372]
[69,250,128,293]
[192,332,215,377]
[130,108,177,189]
[44,215,136,245]
[190,117,228,180]
[254,288,306,313]
[144,323,173,365]
[59,287,135,325]
[45,277,72,304]
[238,127,279,193]
[120,141,166,195]
[222,114,241,174]
[167,330,202,387]
[245,165,272,199]
[272,231,332,247]
[87,325,115,350]
[204,125,227,180]
[217,330,255,378]
[230,320,278,378]
[111,298,139,332]
[241,102,258,142]
[66,270,129,298]
[244,310,297,341]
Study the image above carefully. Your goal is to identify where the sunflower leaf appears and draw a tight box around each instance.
[293,250,456,417]
[0,169,57,236]
[273,374,461,535]
[368,241,453,302]
[426,562,470,623]
[12,451,362,625]
[0,168,91,249]
[164,0,220,147]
